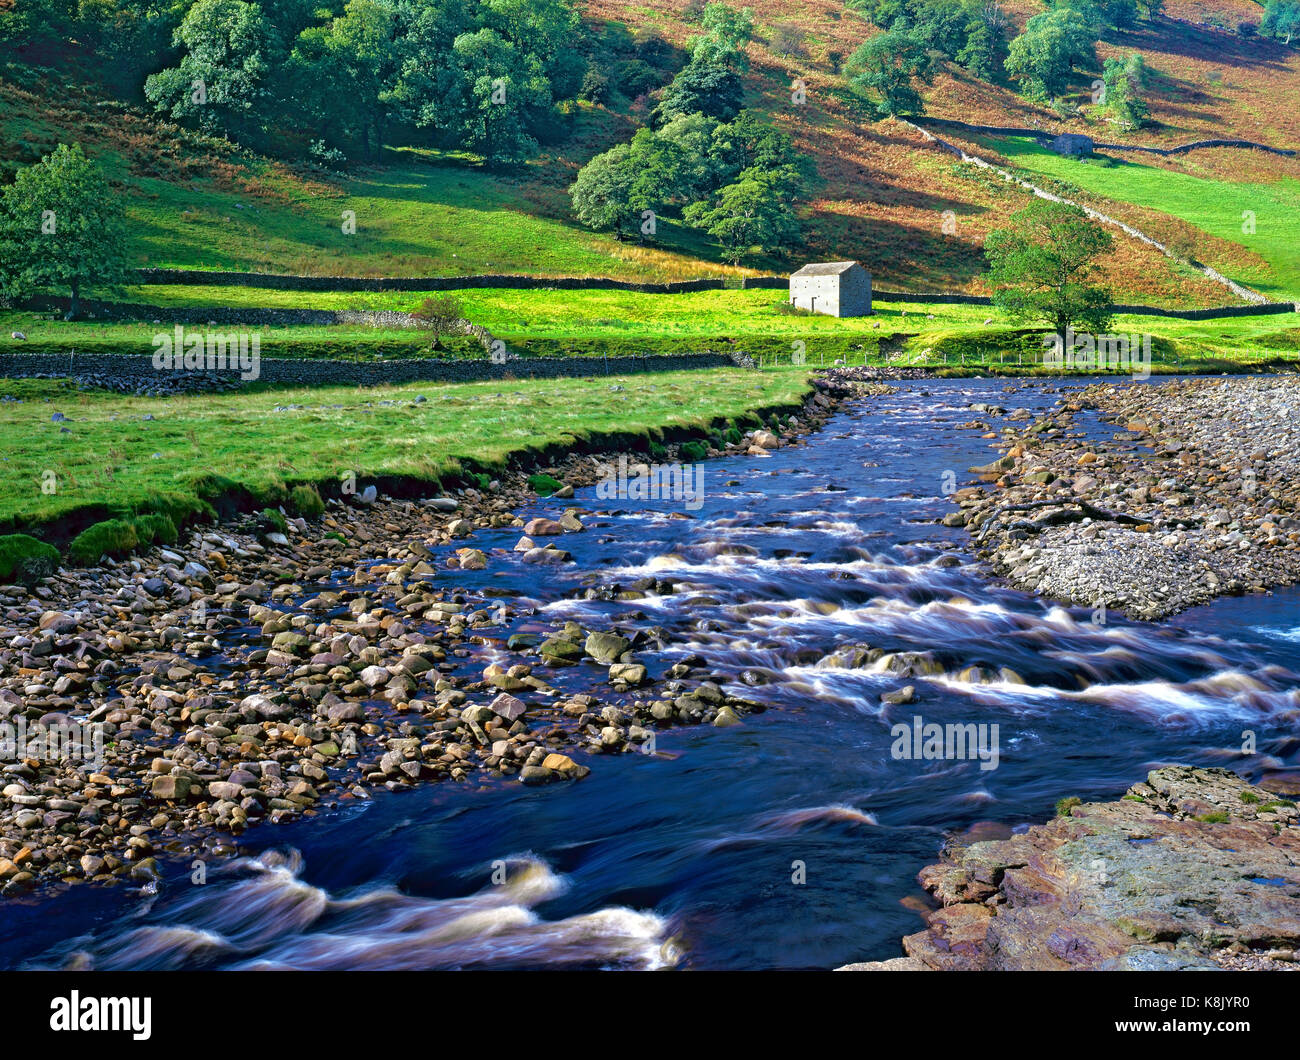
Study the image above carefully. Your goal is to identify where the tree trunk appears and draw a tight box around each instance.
[67,280,80,321]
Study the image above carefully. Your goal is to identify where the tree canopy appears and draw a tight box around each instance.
[985,199,1115,334]
[0,144,131,318]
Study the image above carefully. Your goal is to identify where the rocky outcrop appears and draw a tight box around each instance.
[842,767,1300,971]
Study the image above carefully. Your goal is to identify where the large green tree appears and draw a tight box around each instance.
[444,28,550,166]
[684,165,802,264]
[690,2,754,69]
[1100,52,1149,129]
[1004,7,1098,103]
[318,0,401,161]
[0,144,130,318]
[1262,0,1300,44]
[846,27,935,117]
[569,142,649,240]
[651,59,745,125]
[144,0,278,139]
[985,199,1114,334]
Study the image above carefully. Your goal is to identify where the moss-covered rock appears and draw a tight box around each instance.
[528,473,564,496]
[679,440,709,463]
[259,507,288,535]
[68,519,139,565]
[0,534,61,583]
[289,484,325,518]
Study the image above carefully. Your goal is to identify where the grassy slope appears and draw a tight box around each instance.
[0,368,812,539]
[0,1,1262,305]
[0,68,750,282]
[977,138,1300,301]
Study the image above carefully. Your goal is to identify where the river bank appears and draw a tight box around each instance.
[947,375,1300,619]
[0,372,883,897]
[842,766,1300,971]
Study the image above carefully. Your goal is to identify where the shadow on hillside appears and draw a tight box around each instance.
[804,212,987,290]
[1108,22,1294,73]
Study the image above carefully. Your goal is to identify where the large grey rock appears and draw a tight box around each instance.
[874,767,1300,971]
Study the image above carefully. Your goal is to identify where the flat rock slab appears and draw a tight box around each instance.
[852,767,1300,971]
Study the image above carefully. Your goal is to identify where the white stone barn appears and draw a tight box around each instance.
[788,261,872,317]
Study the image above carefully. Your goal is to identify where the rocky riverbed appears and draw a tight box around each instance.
[842,766,1300,971]
[946,375,1300,619]
[0,374,881,897]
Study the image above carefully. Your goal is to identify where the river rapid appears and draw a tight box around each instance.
[3,376,1298,970]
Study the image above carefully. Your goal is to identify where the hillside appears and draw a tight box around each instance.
[1,0,1298,303]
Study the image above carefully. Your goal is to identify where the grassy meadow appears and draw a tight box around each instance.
[991,138,1300,302]
[6,286,1297,367]
[0,368,812,542]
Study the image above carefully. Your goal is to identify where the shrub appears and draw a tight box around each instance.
[410,295,465,348]
[528,473,564,496]
[580,69,611,103]
[260,507,288,534]
[133,513,178,547]
[680,439,709,462]
[1055,796,1082,817]
[309,139,347,168]
[68,519,139,565]
[0,534,61,583]
[290,484,325,518]
[612,58,661,98]
[769,22,807,58]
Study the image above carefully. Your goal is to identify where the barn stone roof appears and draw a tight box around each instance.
[790,261,862,277]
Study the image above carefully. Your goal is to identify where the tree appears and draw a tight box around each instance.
[690,2,754,70]
[411,294,464,348]
[1100,52,1148,129]
[318,0,401,161]
[651,60,745,125]
[684,165,801,264]
[957,2,1010,80]
[909,0,976,58]
[1004,8,1098,103]
[0,144,130,319]
[144,0,277,139]
[445,28,548,166]
[1262,0,1300,44]
[985,199,1114,334]
[847,28,935,117]
[0,0,80,46]
[482,0,586,99]
[569,143,646,239]
[1050,0,1138,29]
[709,109,807,178]
[649,114,720,203]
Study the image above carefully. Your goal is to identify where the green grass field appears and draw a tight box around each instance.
[0,311,484,359]
[117,151,754,281]
[992,138,1300,302]
[0,367,812,542]
[6,286,1298,366]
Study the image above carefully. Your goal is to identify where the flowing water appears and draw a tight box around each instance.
[4,376,1299,970]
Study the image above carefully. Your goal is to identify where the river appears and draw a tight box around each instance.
[3,376,1298,970]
